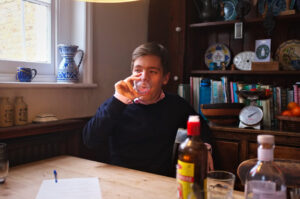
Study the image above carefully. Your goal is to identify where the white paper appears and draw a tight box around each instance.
[35,178,102,199]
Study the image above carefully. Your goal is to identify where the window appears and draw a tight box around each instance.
[0,0,92,83]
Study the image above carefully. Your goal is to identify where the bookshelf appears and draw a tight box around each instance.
[190,70,300,85]
[148,0,300,185]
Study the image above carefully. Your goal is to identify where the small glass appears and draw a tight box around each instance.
[207,170,235,199]
[0,143,9,184]
[133,80,151,95]
[290,187,300,199]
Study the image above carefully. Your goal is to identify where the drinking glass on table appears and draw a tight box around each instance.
[207,170,235,199]
[290,187,300,199]
[0,143,9,184]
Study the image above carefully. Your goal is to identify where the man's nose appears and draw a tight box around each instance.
[140,71,149,80]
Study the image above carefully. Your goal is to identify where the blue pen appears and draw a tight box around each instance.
[53,170,58,183]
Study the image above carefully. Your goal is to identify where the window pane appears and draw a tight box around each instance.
[38,0,51,3]
[0,0,51,63]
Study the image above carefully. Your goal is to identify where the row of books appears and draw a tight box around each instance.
[178,77,300,129]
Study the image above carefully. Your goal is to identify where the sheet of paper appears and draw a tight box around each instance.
[35,178,102,199]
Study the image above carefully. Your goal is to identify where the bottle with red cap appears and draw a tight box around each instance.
[176,115,208,199]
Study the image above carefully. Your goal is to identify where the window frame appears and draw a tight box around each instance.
[0,0,94,85]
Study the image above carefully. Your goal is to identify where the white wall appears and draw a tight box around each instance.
[1,0,149,122]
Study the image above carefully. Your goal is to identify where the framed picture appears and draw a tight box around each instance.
[255,39,271,62]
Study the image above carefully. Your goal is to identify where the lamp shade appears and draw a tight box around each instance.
[77,0,139,2]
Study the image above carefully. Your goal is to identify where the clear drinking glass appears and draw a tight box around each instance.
[207,170,235,199]
[133,80,151,95]
[290,187,300,199]
[0,143,9,184]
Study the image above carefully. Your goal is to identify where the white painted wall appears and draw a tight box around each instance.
[1,0,149,122]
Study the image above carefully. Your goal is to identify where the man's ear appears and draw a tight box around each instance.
[162,72,170,85]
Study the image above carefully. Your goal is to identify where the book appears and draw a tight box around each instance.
[211,80,223,104]
[261,85,271,128]
[293,84,299,104]
[232,82,239,103]
[178,83,190,104]
[221,76,230,103]
[230,81,234,103]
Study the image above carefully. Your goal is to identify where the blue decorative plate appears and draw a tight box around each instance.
[258,0,286,16]
[205,43,231,69]
[275,40,300,70]
[223,0,238,21]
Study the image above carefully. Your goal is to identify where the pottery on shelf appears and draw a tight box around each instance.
[57,44,84,82]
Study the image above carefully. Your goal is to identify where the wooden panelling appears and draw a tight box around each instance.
[0,118,111,167]
[210,126,300,190]
[248,143,300,160]
[213,140,239,174]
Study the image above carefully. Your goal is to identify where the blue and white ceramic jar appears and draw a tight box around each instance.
[57,44,84,82]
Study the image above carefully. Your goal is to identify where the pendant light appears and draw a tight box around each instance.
[76,0,139,3]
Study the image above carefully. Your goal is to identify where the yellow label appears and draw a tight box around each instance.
[176,160,195,199]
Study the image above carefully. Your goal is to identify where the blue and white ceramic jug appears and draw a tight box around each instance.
[57,44,84,82]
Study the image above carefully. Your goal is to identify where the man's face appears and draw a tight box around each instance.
[132,55,169,101]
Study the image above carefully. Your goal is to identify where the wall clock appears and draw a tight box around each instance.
[233,51,255,70]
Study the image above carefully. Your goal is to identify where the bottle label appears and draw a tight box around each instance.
[246,180,286,199]
[257,148,273,161]
[176,160,195,199]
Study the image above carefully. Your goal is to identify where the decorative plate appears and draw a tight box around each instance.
[205,43,231,69]
[233,51,255,71]
[223,0,238,21]
[275,40,300,70]
[258,0,286,16]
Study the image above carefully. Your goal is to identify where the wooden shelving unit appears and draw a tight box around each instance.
[190,70,300,76]
[189,13,300,28]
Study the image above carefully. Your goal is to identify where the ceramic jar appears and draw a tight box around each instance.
[57,44,84,82]
[14,96,28,126]
[194,0,222,22]
[0,97,13,127]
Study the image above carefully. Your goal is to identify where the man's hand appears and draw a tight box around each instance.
[207,151,214,172]
[114,74,141,100]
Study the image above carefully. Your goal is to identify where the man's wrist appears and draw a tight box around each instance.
[204,143,212,154]
[114,92,133,105]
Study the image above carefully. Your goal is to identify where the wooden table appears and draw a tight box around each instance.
[0,156,244,199]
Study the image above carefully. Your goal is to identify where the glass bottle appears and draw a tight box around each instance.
[0,97,13,127]
[14,96,28,125]
[177,115,208,199]
[200,79,211,105]
[245,134,286,199]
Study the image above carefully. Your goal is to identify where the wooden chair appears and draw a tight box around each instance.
[237,158,300,187]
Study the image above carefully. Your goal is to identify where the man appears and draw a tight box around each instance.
[82,42,212,176]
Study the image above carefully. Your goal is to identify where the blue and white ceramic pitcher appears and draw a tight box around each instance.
[57,44,84,82]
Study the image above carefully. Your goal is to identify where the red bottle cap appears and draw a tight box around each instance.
[187,115,201,136]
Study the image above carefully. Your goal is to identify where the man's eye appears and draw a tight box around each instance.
[134,69,142,73]
[150,70,158,74]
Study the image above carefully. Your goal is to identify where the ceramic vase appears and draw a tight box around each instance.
[57,44,84,82]
[14,96,28,126]
[193,0,222,22]
[0,97,13,127]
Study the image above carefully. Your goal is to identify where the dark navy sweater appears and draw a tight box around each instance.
[82,93,210,176]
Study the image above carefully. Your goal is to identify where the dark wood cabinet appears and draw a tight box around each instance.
[148,1,300,188]
[211,125,300,189]
[0,118,110,167]
[148,1,300,90]
[148,0,186,93]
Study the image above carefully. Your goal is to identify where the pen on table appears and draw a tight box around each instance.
[53,170,58,183]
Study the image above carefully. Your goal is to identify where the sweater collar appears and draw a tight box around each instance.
[134,91,165,105]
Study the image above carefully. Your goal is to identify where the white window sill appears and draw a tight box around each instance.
[0,82,97,88]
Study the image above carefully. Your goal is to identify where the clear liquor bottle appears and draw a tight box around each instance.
[245,135,286,199]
